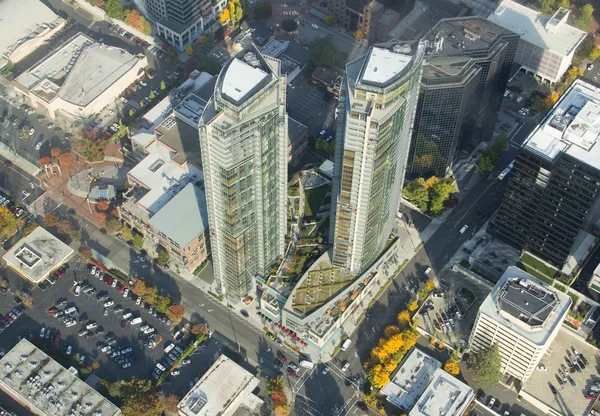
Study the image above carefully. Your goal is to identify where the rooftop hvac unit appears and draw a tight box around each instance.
[392,44,411,54]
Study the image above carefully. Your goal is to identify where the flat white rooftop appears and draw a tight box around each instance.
[488,0,585,57]
[478,266,571,346]
[524,79,600,170]
[0,0,62,62]
[409,369,474,416]
[381,348,441,411]
[128,139,202,214]
[2,227,73,283]
[0,339,121,416]
[361,47,412,85]
[222,58,268,103]
[177,355,263,416]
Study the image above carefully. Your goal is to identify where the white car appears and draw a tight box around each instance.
[135,296,141,305]
[140,80,148,87]
[91,266,97,275]
[122,362,132,368]
[322,366,330,375]
[424,267,432,275]
[537,364,547,371]
[311,23,319,29]
[459,225,468,234]
[29,128,35,136]
[123,288,129,297]
[74,285,81,296]
[143,327,155,334]
[66,345,73,355]
[488,398,496,408]
[104,300,114,308]
[341,362,350,372]
[86,322,98,330]
[34,141,42,150]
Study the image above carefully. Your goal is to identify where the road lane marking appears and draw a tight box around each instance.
[452,179,498,229]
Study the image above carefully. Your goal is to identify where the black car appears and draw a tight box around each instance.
[549,383,558,396]
[356,401,368,411]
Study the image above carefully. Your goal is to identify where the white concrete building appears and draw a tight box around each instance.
[0,340,121,416]
[3,227,74,284]
[13,33,147,120]
[381,347,474,415]
[177,355,263,416]
[0,0,65,70]
[488,1,586,83]
[589,263,600,295]
[468,266,571,382]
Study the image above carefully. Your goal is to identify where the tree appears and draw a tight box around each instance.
[254,1,272,19]
[451,346,462,362]
[39,155,53,167]
[69,231,81,241]
[408,301,418,311]
[185,45,194,56]
[324,15,336,25]
[281,19,298,32]
[58,152,73,167]
[155,295,171,313]
[157,247,170,266]
[429,333,437,346]
[383,325,400,338]
[122,394,163,416]
[160,80,167,90]
[122,225,133,241]
[467,343,502,387]
[79,247,92,259]
[219,8,230,24]
[118,119,127,138]
[91,361,100,370]
[539,0,555,14]
[104,0,125,20]
[95,212,107,224]
[576,4,594,30]
[425,280,435,292]
[76,129,107,162]
[149,90,156,99]
[44,213,59,228]
[309,37,341,67]
[353,29,364,40]
[543,91,559,110]
[591,46,600,60]
[475,155,494,175]
[132,279,147,297]
[125,9,142,30]
[429,181,454,215]
[56,219,74,234]
[165,394,180,412]
[144,286,158,305]
[397,310,411,326]
[367,364,390,388]
[166,303,185,321]
[0,206,17,236]
[97,200,110,211]
[444,360,460,375]
[51,147,62,158]
[141,18,152,35]
[24,223,39,235]
[140,100,145,108]
[105,216,121,233]
[132,233,144,248]
[403,178,429,211]
[191,323,209,335]
[129,108,135,117]
[558,0,569,8]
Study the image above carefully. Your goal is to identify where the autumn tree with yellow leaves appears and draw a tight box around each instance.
[408,300,418,311]
[444,360,460,375]
[397,310,411,326]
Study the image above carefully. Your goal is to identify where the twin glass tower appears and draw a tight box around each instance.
[199,42,425,298]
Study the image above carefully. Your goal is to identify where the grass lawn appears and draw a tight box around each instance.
[304,185,328,217]
[520,252,558,280]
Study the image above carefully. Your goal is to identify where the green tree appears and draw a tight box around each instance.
[129,108,135,117]
[132,233,144,248]
[475,155,494,175]
[281,19,297,32]
[467,343,502,387]
[429,181,454,215]
[155,295,171,313]
[105,216,121,233]
[118,119,127,138]
[122,393,163,416]
[107,380,123,398]
[558,0,569,8]
[324,15,336,25]
[0,206,17,236]
[539,0,555,14]
[576,4,594,29]
[254,1,272,19]
[140,100,145,108]
[196,56,222,75]
[451,346,462,362]
[144,286,158,305]
[157,247,170,266]
[160,80,166,90]
[309,37,341,67]
[315,137,328,153]
[590,46,600,60]
[69,231,81,241]
[403,178,429,211]
[104,0,125,19]
[122,225,133,241]
[149,90,155,99]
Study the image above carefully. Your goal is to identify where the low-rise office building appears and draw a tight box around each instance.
[381,347,474,415]
[2,227,73,284]
[468,266,571,383]
[0,339,121,416]
[13,33,147,120]
[0,0,65,70]
[488,1,585,83]
[177,355,263,416]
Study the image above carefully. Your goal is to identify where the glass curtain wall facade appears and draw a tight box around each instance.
[199,48,288,299]
[490,149,600,268]
[407,17,519,178]
[329,41,425,274]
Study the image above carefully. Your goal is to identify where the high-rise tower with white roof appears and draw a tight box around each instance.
[329,40,425,274]
[198,46,288,299]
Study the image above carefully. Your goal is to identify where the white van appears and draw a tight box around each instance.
[64,306,78,315]
[299,360,314,369]
[130,317,142,325]
[341,339,351,352]
[164,343,175,353]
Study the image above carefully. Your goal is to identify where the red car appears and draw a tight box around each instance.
[4,315,13,324]
[277,351,287,363]
[104,131,112,137]
[54,270,63,278]
[119,285,126,294]
[287,367,297,378]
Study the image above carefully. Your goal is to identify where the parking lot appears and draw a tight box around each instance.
[0,256,191,381]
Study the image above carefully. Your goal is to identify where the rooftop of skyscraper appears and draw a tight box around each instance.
[478,266,571,345]
[523,79,600,170]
